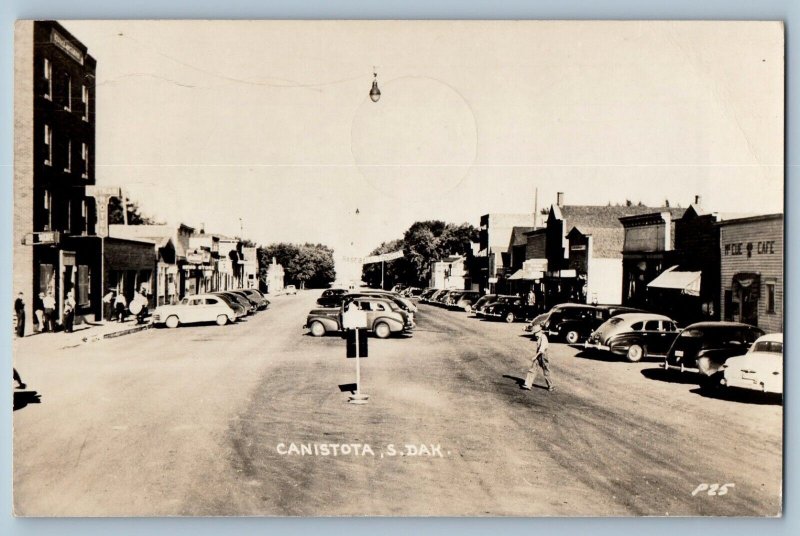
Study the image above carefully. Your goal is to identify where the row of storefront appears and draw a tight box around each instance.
[432,193,783,334]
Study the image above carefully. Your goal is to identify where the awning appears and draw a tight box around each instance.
[647,265,701,296]
[508,268,544,281]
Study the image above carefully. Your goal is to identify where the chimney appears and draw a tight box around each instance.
[694,195,702,205]
[556,192,564,207]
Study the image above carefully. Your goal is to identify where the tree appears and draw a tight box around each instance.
[362,220,478,288]
[108,196,159,225]
[258,242,336,289]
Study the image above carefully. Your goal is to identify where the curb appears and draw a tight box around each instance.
[102,323,152,339]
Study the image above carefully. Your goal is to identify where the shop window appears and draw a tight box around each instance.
[81,85,89,121]
[43,58,52,100]
[766,282,776,314]
[44,124,52,166]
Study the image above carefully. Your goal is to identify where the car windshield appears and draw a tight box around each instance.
[751,341,783,354]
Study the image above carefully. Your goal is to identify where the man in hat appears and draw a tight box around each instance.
[522,325,554,391]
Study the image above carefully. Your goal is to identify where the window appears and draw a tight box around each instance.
[43,190,52,230]
[81,200,88,234]
[374,302,387,311]
[766,282,776,314]
[64,139,72,173]
[81,85,89,121]
[644,320,660,331]
[63,74,72,111]
[206,298,218,305]
[44,124,52,165]
[43,58,52,100]
[631,322,644,331]
[81,142,89,178]
[664,322,677,332]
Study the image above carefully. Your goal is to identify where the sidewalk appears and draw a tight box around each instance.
[12,318,152,354]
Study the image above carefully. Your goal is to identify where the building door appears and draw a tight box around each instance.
[731,273,760,327]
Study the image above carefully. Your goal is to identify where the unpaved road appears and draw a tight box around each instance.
[13,290,782,516]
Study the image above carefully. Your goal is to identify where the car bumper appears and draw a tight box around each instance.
[584,341,610,352]
[662,361,699,373]
[721,375,777,393]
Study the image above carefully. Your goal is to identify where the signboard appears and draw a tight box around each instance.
[186,250,210,264]
[21,231,60,246]
[488,277,499,284]
[342,308,368,329]
[51,29,84,65]
[346,329,368,358]
[361,250,405,265]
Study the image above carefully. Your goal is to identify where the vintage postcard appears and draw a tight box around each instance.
[12,20,783,516]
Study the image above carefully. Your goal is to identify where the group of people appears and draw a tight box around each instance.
[13,287,151,337]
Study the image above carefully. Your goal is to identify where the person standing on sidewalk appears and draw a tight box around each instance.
[114,292,127,322]
[42,291,56,332]
[63,291,76,333]
[522,326,554,391]
[14,293,25,338]
[33,292,44,333]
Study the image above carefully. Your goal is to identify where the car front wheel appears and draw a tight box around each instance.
[165,315,180,329]
[309,321,326,337]
[374,322,391,339]
[626,344,645,362]
[565,330,580,344]
[216,314,228,326]
[505,312,515,323]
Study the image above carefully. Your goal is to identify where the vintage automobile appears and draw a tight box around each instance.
[284,285,297,295]
[238,288,270,310]
[470,294,517,314]
[662,321,765,387]
[418,288,438,303]
[424,289,448,304]
[584,313,680,362]
[543,303,643,344]
[152,294,239,328]
[447,290,481,311]
[228,289,264,311]
[304,296,415,338]
[479,298,540,323]
[721,333,783,394]
[432,290,459,306]
[316,288,350,307]
[215,291,256,315]
[358,290,418,313]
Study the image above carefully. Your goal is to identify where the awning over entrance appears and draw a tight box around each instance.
[507,268,544,281]
[647,265,701,296]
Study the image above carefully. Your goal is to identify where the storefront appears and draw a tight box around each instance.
[183,249,214,295]
[718,214,782,334]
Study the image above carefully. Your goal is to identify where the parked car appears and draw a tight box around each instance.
[543,303,643,344]
[432,290,459,306]
[524,312,550,334]
[152,294,238,328]
[238,288,270,310]
[479,298,540,323]
[208,293,247,319]
[285,285,297,295]
[316,288,349,308]
[584,313,680,362]
[475,295,524,318]
[304,296,415,338]
[721,333,783,394]
[419,288,438,302]
[425,289,448,304]
[216,291,256,315]
[448,290,481,311]
[663,321,765,388]
[229,289,263,311]
[470,294,517,314]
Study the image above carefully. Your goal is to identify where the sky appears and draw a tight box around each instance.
[61,20,784,281]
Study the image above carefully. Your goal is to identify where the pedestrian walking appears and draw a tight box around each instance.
[33,292,44,332]
[42,291,56,332]
[114,292,127,322]
[63,291,76,333]
[522,326,554,391]
[14,292,25,338]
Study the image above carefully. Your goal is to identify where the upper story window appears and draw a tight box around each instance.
[43,190,52,231]
[43,124,52,166]
[81,142,89,179]
[64,139,72,173]
[43,58,52,100]
[62,74,72,111]
[81,85,89,121]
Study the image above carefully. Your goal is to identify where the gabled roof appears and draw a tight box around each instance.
[509,226,537,248]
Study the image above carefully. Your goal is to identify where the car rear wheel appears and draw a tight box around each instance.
[216,314,228,326]
[374,322,391,339]
[309,321,326,337]
[165,315,180,329]
[626,344,645,362]
[505,312,515,323]
[565,330,580,344]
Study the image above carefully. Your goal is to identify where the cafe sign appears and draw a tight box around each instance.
[724,241,776,258]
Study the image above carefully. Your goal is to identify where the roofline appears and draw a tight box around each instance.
[715,213,783,226]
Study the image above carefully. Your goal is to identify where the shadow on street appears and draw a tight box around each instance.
[689,386,783,406]
[14,391,42,411]
[640,367,700,385]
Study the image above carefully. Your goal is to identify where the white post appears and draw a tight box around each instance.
[349,326,369,404]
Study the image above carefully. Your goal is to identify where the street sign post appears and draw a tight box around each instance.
[342,307,369,404]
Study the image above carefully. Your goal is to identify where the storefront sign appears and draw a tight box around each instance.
[51,29,84,65]
[186,250,211,264]
[21,231,60,245]
[724,241,776,258]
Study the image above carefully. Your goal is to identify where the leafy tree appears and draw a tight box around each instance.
[108,196,159,225]
[362,221,478,288]
[258,242,336,289]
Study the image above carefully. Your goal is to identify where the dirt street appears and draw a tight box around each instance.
[13,290,782,516]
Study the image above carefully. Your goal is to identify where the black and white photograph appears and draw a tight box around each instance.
[11,19,784,516]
